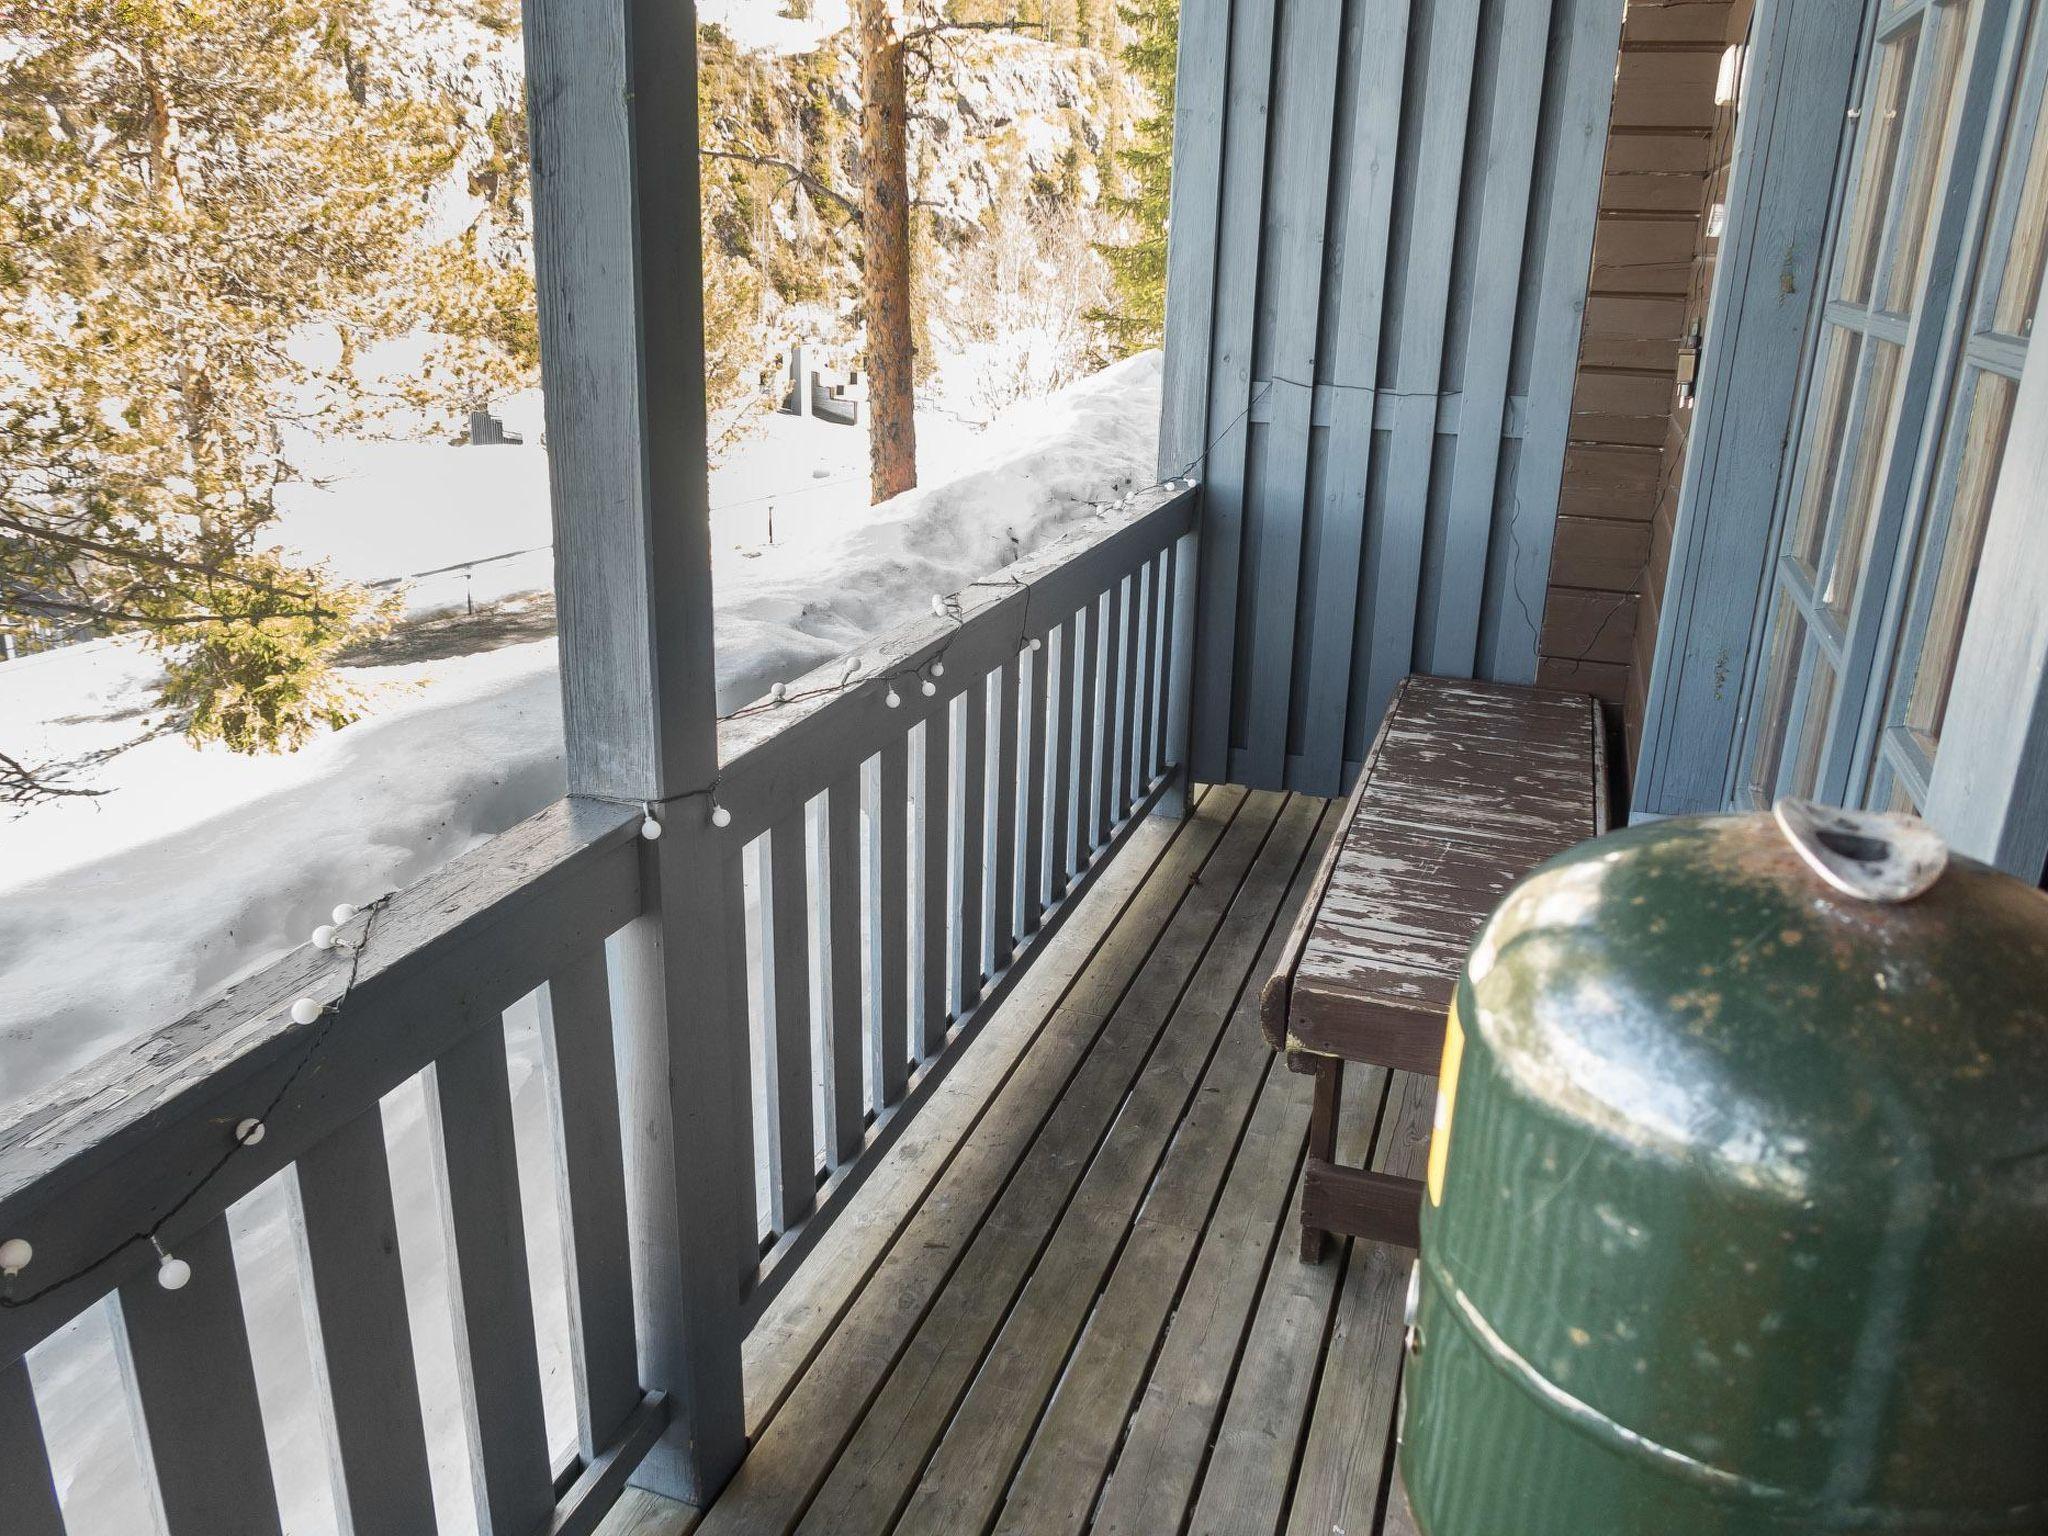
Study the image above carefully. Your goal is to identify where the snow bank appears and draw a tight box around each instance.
[0,350,1160,1104]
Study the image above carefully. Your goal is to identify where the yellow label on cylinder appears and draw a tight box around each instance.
[1426,994,1466,1207]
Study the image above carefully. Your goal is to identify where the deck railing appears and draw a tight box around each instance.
[0,481,1197,1536]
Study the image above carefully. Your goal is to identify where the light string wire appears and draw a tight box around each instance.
[0,896,392,1310]
[624,391,1254,826]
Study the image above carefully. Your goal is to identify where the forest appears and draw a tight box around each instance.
[0,0,1175,800]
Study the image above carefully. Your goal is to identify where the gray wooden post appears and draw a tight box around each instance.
[523,0,750,1503]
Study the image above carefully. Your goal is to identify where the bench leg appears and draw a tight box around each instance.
[1300,1057,1342,1263]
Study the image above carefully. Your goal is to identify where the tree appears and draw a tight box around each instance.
[856,0,919,502]
[1096,0,1177,352]
[0,0,504,792]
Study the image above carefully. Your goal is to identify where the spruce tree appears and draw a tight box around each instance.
[1097,0,1177,353]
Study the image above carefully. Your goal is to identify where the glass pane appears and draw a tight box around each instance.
[1748,598,1809,799]
[1884,3,1973,312]
[1905,369,2015,742]
[1790,329,1865,570]
[1994,90,2048,334]
[1840,26,1920,306]
[1790,656,1841,797]
[1820,338,1905,619]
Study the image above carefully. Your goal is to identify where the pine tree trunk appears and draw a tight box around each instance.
[856,0,917,504]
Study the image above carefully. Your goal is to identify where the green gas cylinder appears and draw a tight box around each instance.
[1399,802,2048,1536]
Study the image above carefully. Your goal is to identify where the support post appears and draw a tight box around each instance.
[524,0,749,1503]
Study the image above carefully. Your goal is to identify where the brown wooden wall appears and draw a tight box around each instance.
[1535,0,1748,769]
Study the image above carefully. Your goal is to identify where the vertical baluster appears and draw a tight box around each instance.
[1136,557,1159,796]
[1157,539,1182,784]
[763,815,817,1231]
[1075,598,1100,867]
[872,739,911,1106]
[993,656,1021,969]
[536,950,641,1462]
[1096,582,1125,847]
[825,771,866,1166]
[955,673,988,1013]
[115,1216,284,1536]
[1119,570,1144,815]
[431,1022,555,1536]
[1,1360,65,1536]
[293,1109,438,1530]
[917,712,951,1059]
[1022,638,1049,934]
[1049,620,1077,899]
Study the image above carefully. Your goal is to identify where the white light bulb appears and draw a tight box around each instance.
[884,687,902,709]
[290,997,323,1026]
[771,681,788,702]
[711,804,733,829]
[640,814,662,840]
[311,924,336,949]
[930,660,944,678]
[157,1254,191,1291]
[235,1118,266,1147]
[931,595,947,617]
[331,903,357,926]
[1028,637,1043,652]
[920,678,937,697]
[0,1237,31,1276]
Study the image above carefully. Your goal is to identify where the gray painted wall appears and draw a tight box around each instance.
[1162,0,1626,794]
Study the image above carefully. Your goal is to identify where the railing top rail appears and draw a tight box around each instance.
[0,797,641,1366]
[711,481,1196,842]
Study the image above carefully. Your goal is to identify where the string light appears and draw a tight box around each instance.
[234,1118,266,1147]
[151,1236,190,1292]
[920,677,937,697]
[884,686,902,708]
[0,1238,30,1277]
[290,996,324,1026]
[331,903,357,925]
[311,923,337,949]
[710,803,733,828]
[640,801,663,840]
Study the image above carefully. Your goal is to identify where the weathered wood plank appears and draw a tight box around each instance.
[1429,0,1555,677]
[765,816,819,1232]
[890,797,1327,1536]
[432,1021,556,1536]
[826,772,867,1168]
[691,792,1251,1536]
[0,1359,66,1536]
[787,792,1294,1536]
[115,1215,284,1536]
[1300,1162,1424,1250]
[293,1108,440,1532]
[1157,0,1232,480]
[1361,0,1483,729]
[1241,0,1344,788]
[1170,1062,1390,1536]
[539,951,643,1462]
[1284,1071,1436,1536]
[1297,0,1409,796]
[989,805,1340,1536]
[1187,0,1279,783]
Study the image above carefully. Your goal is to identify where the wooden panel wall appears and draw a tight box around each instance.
[1163,0,1626,796]
[1535,0,1747,763]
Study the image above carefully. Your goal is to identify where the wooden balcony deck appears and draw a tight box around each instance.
[605,784,1434,1536]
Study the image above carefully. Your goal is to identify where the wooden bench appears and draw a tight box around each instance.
[1261,675,1608,1260]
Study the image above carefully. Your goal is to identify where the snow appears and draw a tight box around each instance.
[0,350,1160,1102]
[3,351,1159,1536]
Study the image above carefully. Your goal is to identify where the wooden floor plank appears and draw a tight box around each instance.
[989,808,1340,1536]
[784,793,1294,1536]
[739,807,1187,1436]
[690,789,1259,1536]
[1283,1070,1436,1536]
[1175,1062,1392,1536]
[890,798,1329,1536]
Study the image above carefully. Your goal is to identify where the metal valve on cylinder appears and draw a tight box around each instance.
[1398,801,2048,1535]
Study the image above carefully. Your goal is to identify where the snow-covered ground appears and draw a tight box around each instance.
[3,353,1159,1535]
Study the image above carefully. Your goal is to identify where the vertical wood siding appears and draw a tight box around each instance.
[1164,0,1626,796]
